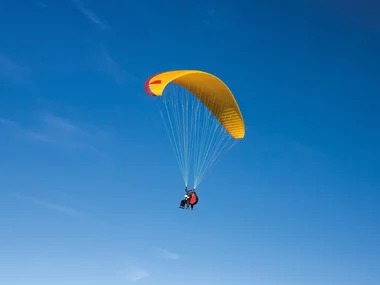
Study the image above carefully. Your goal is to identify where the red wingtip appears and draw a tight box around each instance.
[144,75,155,96]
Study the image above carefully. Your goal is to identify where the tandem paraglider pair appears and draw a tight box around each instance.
[179,187,198,210]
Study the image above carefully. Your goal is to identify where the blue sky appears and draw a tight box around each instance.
[0,0,379,284]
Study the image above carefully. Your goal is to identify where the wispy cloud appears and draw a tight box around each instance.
[287,139,326,158]
[0,113,110,156]
[0,52,30,83]
[42,112,90,136]
[0,117,19,128]
[251,132,329,171]
[125,266,150,282]
[204,8,234,32]
[100,48,139,85]
[34,112,109,155]
[102,49,125,85]
[314,0,380,28]
[72,0,109,30]
[156,247,180,260]
[35,1,47,9]
[10,193,86,218]
[49,189,78,202]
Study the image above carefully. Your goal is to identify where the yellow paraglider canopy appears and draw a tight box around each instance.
[144,70,245,139]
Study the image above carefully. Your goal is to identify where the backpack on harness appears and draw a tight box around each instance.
[189,192,198,205]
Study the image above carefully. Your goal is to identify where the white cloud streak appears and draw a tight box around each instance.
[157,247,180,260]
[0,113,110,156]
[205,9,234,32]
[10,193,86,218]
[102,49,125,84]
[125,267,150,282]
[42,113,90,136]
[72,0,109,30]
[0,53,30,83]
[36,1,47,9]
[0,117,19,128]
[100,48,139,85]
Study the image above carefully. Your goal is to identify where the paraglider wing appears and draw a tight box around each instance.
[144,70,245,139]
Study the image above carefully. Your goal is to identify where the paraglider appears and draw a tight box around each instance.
[144,70,245,210]
[179,187,199,210]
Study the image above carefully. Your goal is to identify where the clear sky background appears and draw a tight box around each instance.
[0,0,379,284]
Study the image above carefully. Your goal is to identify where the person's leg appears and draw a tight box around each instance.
[179,199,185,208]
